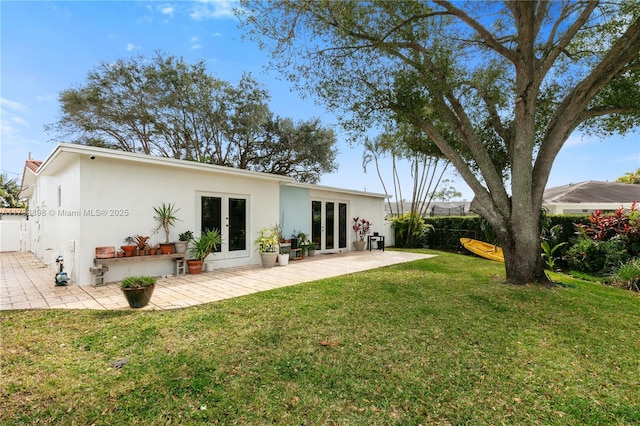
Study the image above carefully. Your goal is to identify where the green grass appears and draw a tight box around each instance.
[2,250,639,425]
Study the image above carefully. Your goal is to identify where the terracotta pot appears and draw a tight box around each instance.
[159,244,174,254]
[121,245,137,257]
[187,259,203,274]
[353,241,366,251]
[95,246,115,259]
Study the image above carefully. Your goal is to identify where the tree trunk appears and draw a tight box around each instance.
[499,210,550,285]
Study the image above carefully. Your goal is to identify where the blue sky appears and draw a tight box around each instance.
[1,0,638,202]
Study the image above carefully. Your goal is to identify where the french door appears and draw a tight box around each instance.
[199,194,248,259]
[311,200,347,252]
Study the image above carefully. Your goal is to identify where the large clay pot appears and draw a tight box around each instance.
[187,259,203,274]
[121,245,137,257]
[353,241,366,251]
[121,285,155,309]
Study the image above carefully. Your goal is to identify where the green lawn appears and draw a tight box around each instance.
[2,250,639,425]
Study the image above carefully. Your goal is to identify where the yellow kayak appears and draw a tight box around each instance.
[460,238,505,263]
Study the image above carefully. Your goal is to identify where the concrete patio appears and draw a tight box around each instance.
[1,250,435,311]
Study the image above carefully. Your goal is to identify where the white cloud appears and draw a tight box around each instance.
[190,0,237,21]
[0,98,31,148]
[159,5,175,16]
[125,43,140,52]
[191,36,199,42]
[191,44,202,50]
[1,98,29,113]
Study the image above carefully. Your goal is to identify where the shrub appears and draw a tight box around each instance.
[565,237,630,276]
[611,258,640,292]
[390,213,434,248]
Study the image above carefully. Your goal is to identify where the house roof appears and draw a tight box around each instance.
[23,143,386,199]
[543,180,640,204]
[25,160,42,172]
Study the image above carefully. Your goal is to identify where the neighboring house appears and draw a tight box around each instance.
[19,143,388,286]
[543,180,640,214]
[0,207,28,252]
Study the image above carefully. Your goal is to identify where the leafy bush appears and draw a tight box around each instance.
[390,213,434,248]
[575,203,640,257]
[565,237,630,276]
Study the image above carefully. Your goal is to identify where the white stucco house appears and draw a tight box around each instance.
[20,143,389,286]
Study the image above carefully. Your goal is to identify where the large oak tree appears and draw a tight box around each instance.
[239,0,640,284]
[48,53,337,183]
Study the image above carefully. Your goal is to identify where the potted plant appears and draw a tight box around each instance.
[278,247,290,266]
[187,228,222,274]
[134,235,150,255]
[121,236,137,257]
[255,226,280,268]
[120,275,156,308]
[174,230,192,254]
[153,202,181,254]
[307,241,317,257]
[353,217,371,251]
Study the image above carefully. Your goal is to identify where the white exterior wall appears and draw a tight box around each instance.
[70,156,281,285]
[27,159,82,275]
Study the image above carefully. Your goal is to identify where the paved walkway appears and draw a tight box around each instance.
[1,250,434,311]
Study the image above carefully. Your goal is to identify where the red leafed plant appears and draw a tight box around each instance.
[575,201,640,255]
[353,217,372,241]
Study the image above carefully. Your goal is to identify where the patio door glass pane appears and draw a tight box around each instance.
[201,196,222,252]
[338,203,347,248]
[325,202,334,249]
[311,201,322,247]
[229,198,246,251]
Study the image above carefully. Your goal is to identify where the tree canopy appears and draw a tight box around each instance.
[617,168,640,184]
[1,174,25,208]
[239,0,640,284]
[47,53,337,183]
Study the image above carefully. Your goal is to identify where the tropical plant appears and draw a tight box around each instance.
[120,276,156,289]
[134,235,150,250]
[255,226,280,253]
[188,229,222,262]
[153,202,181,244]
[352,217,371,242]
[390,212,434,248]
[1,173,25,208]
[540,224,567,270]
